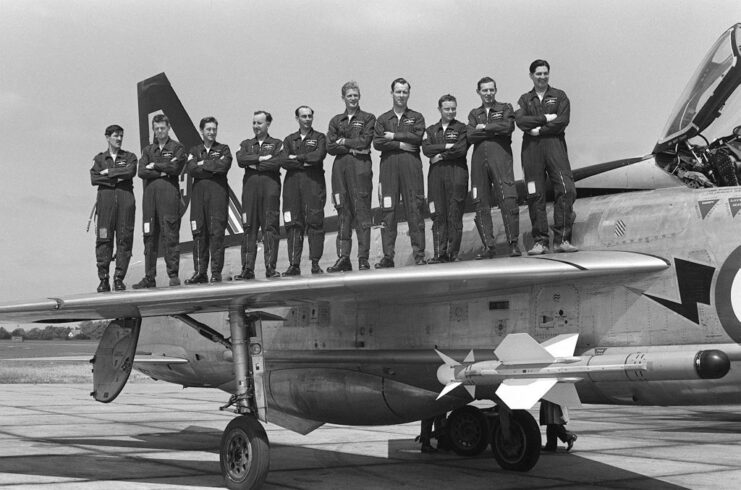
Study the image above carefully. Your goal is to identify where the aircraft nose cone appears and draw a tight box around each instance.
[695,349,731,379]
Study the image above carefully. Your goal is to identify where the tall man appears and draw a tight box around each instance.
[235,111,284,280]
[185,117,232,284]
[326,81,376,273]
[422,94,469,263]
[281,106,327,276]
[373,78,426,268]
[133,115,186,289]
[90,124,137,292]
[467,77,521,258]
[515,59,577,255]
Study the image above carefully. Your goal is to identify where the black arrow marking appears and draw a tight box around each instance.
[644,258,715,324]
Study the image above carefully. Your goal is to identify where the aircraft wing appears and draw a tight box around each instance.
[0,251,669,323]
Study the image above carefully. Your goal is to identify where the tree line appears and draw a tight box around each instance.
[0,320,110,341]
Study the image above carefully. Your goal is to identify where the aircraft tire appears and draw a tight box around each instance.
[445,405,490,456]
[490,409,540,471]
[220,415,270,489]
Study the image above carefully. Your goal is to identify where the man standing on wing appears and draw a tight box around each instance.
[515,59,577,254]
[373,77,427,268]
[422,94,469,263]
[467,77,521,259]
[133,115,186,289]
[326,81,376,273]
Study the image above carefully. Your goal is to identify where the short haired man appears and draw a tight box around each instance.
[185,117,232,283]
[281,106,327,276]
[467,77,521,259]
[133,115,186,289]
[422,94,469,263]
[325,81,376,272]
[235,111,285,279]
[90,124,137,292]
[515,60,577,254]
[373,78,427,268]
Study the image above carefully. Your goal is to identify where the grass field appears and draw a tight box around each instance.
[0,340,155,384]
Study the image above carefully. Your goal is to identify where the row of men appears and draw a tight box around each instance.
[90,59,577,292]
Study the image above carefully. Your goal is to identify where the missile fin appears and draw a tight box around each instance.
[464,385,475,399]
[542,382,582,408]
[463,349,475,363]
[436,381,463,400]
[495,333,555,364]
[496,378,558,410]
[542,334,579,358]
[435,349,461,367]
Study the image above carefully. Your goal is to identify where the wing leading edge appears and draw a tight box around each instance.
[0,251,669,324]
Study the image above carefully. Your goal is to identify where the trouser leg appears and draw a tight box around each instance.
[471,158,496,249]
[522,139,549,245]
[400,157,426,260]
[114,189,135,280]
[95,190,114,279]
[428,165,446,258]
[378,158,399,259]
[209,190,228,275]
[448,165,468,259]
[306,172,326,262]
[544,138,576,244]
[262,176,281,271]
[489,147,520,244]
[352,157,373,260]
[332,159,352,258]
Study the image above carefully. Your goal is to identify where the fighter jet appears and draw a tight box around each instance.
[2,23,741,490]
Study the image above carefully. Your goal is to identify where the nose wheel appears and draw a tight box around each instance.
[220,415,270,489]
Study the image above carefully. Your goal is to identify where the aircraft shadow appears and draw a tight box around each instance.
[0,426,684,489]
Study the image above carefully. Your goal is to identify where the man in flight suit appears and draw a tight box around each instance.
[133,115,186,289]
[515,59,577,255]
[281,106,327,276]
[234,111,284,280]
[326,81,376,273]
[422,94,469,263]
[467,77,521,258]
[373,77,426,268]
[90,124,137,292]
[185,117,232,284]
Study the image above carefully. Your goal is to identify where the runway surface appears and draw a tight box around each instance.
[1,383,741,489]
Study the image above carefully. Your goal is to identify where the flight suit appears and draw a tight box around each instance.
[373,108,426,262]
[138,138,186,280]
[467,103,519,251]
[187,142,232,277]
[515,86,576,247]
[282,129,327,266]
[236,135,284,274]
[421,119,468,261]
[326,109,376,261]
[90,149,137,281]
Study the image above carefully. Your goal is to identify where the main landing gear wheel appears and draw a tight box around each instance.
[220,415,270,490]
[446,405,490,456]
[490,409,540,471]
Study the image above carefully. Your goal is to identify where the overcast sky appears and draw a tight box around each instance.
[0,0,739,302]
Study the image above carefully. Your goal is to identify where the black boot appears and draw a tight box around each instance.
[327,256,352,273]
[210,272,222,283]
[113,278,126,291]
[475,247,497,260]
[185,272,208,284]
[311,260,323,274]
[283,264,301,276]
[358,258,371,270]
[97,278,110,293]
[375,256,395,269]
[510,242,522,257]
[233,267,254,280]
[265,267,281,278]
[132,276,156,289]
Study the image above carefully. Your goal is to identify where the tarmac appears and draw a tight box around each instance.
[1,384,741,489]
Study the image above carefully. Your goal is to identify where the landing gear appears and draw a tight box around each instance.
[220,415,270,490]
[490,408,540,471]
[445,405,490,456]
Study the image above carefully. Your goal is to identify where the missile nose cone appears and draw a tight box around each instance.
[437,364,456,385]
[695,350,731,379]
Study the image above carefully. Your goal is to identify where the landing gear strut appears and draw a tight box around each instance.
[490,407,540,471]
[219,303,270,489]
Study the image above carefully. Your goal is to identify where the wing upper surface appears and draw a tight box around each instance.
[0,251,669,323]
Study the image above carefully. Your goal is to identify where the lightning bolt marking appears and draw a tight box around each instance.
[644,258,715,324]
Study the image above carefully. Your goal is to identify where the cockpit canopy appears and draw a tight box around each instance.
[655,24,741,153]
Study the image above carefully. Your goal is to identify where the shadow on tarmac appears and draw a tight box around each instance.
[0,425,685,489]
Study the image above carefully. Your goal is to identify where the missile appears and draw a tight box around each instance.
[436,333,730,410]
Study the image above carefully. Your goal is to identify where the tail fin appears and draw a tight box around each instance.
[137,73,243,234]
